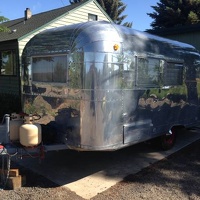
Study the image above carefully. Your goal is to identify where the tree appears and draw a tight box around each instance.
[148,0,200,30]
[0,15,10,32]
[69,0,132,27]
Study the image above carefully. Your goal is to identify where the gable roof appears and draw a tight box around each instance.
[0,0,111,42]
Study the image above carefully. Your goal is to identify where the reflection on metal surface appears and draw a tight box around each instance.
[21,21,200,151]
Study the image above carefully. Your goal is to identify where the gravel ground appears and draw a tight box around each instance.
[0,139,200,200]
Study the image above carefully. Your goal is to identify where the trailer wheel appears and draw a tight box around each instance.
[148,127,177,151]
[160,128,176,151]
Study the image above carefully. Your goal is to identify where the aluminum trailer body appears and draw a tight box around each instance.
[21,21,200,151]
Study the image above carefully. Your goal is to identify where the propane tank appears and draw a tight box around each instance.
[9,113,23,141]
[19,115,42,147]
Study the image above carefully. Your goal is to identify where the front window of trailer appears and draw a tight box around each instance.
[0,50,17,75]
[32,55,67,83]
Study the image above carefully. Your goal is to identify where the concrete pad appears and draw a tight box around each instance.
[14,129,200,199]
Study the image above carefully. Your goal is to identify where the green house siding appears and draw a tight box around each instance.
[0,77,20,94]
[162,32,200,53]
[148,24,200,53]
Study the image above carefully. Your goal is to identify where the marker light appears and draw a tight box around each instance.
[113,44,119,51]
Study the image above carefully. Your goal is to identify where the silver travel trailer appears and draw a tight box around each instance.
[21,21,200,151]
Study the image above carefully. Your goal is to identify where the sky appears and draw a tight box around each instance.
[0,0,159,31]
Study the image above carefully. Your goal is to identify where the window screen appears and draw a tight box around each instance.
[137,57,160,87]
[163,63,183,86]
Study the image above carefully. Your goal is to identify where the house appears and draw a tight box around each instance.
[147,24,200,52]
[0,0,112,117]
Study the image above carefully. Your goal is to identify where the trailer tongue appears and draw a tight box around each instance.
[0,114,68,159]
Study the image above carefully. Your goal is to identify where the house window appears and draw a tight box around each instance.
[32,55,67,83]
[0,50,17,75]
[88,13,98,21]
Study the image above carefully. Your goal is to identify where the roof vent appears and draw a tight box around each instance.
[24,8,32,20]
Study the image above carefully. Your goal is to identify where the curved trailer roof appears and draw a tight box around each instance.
[23,21,199,61]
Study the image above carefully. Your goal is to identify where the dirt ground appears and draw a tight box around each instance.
[0,139,200,200]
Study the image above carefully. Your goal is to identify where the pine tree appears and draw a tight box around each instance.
[0,15,10,32]
[0,16,10,32]
[148,0,200,30]
[69,0,83,3]
[69,0,132,27]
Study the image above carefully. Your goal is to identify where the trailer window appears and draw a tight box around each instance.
[137,57,160,87]
[163,63,183,86]
[32,55,67,83]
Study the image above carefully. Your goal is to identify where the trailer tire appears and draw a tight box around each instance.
[160,128,176,151]
[148,127,178,151]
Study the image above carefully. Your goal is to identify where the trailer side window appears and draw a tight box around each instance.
[32,55,67,83]
[137,57,160,87]
[163,63,183,86]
